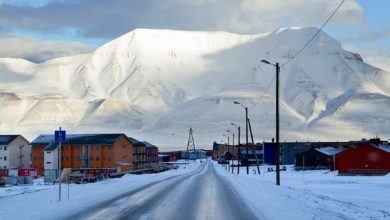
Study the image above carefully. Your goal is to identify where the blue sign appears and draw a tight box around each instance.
[55,130,66,142]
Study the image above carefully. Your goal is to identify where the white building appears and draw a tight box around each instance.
[0,135,31,169]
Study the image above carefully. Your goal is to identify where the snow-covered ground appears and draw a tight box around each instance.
[0,161,202,220]
[1,161,389,220]
[217,163,390,220]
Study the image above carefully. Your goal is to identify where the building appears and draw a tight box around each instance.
[336,143,390,175]
[295,147,345,170]
[212,142,238,160]
[144,141,158,167]
[129,137,146,170]
[181,149,207,160]
[31,134,134,176]
[0,135,30,169]
[159,151,181,162]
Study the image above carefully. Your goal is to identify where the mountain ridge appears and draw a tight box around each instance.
[0,27,389,147]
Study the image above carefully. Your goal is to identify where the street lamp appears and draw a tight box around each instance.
[227,129,235,174]
[231,122,241,174]
[261,59,280,186]
[233,101,250,174]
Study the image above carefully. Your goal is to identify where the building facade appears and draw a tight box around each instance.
[336,144,390,175]
[31,134,134,175]
[0,135,30,169]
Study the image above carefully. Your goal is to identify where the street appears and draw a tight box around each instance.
[70,161,258,220]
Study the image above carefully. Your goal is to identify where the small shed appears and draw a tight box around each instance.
[336,143,390,175]
[295,147,345,170]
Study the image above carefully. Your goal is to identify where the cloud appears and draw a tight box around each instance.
[0,0,368,39]
[0,34,95,63]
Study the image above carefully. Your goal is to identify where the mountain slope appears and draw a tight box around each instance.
[0,27,389,147]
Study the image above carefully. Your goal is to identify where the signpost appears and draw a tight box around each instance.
[55,127,66,201]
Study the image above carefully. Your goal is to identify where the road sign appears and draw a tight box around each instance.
[55,130,66,142]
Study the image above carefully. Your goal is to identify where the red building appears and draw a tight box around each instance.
[336,144,390,175]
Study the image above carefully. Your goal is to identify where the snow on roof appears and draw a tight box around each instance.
[315,147,346,156]
[143,141,157,148]
[378,144,390,153]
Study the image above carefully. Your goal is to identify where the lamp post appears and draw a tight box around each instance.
[233,101,249,174]
[231,123,241,174]
[227,129,235,173]
[261,59,280,186]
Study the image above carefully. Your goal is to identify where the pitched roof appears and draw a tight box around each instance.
[32,134,125,145]
[0,135,20,145]
[315,147,346,156]
[128,137,146,147]
[143,141,157,148]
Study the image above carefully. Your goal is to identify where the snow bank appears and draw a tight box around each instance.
[215,164,390,220]
[0,161,202,220]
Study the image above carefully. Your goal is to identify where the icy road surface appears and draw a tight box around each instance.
[70,161,258,220]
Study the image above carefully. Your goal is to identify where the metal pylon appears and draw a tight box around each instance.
[186,128,196,160]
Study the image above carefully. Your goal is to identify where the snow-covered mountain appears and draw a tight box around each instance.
[1,27,389,148]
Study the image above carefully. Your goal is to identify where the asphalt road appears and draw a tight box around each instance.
[70,161,257,220]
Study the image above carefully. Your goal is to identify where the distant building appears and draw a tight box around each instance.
[129,137,146,170]
[181,149,206,160]
[295,147,345,170]
[31,134,134,176]
[336,143,390,175]
[0,135,30,169]
[144,141,158,167]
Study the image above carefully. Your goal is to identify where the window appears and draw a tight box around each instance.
[46,151,51,154]
[66,146,69,151]
[4,156,7,161]
[96,156,100,161]
[34,156,38,161]
[46,162,51,164]
[108,156,112,161]
[3,146,7,151]
[0,157,2,160]
[90,156,94,161]
[34,146,38,151]
[90,145,94,150]
[108,146,112,151]
[96,146,100,151]
[66,156,69,161]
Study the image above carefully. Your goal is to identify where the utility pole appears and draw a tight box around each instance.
[276,62,280,185]
[245,106,249,174]
[261,60,281,185]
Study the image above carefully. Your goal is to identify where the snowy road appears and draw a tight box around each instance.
[70,161,258,220]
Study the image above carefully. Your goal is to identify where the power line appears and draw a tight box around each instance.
[250,0,345,109]
[281,0,345,67]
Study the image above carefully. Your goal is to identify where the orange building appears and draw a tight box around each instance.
[31,134,134,175]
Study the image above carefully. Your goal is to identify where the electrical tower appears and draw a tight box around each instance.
[186,128,196,160]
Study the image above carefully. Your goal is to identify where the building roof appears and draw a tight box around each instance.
[315,147,346,156]
[143,141,157,148]
[378,144,390,153]
[32,134,126,145]
[0,135,20,145]
[128,137,146,147]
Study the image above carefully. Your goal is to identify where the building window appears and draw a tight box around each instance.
[96,146,100,150]
[77,145,81,150]
[108,156,112,161]
[66,156,69,161]
[96,156,100,161]
[34,146,38,151]
[3,146,7,151]
[90,156,94,161]
[90,145,94,151]
[4,156,7,161]
[108,145,112,150]
[46,162,51,164]
[66,146,69,151]
[34,156,38,161]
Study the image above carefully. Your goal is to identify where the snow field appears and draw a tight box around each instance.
[215,163,390,220]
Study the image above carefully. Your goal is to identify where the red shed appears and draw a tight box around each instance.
[336,143,390,175]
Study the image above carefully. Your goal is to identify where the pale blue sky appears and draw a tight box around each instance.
[0,0,389,69]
